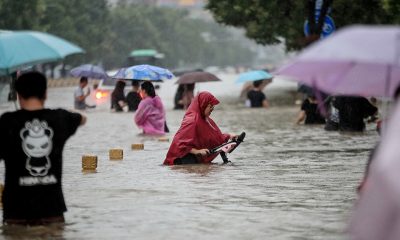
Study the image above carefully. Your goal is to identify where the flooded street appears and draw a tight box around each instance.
[0,74,379,239]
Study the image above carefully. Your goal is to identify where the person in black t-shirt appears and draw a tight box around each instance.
[333,96,377,132]
[247,80,269,108]
[111,80,127,112]
[296,94,326,124]
[0,71,86,225]
[126,81,141,112]
[173,84,184,110]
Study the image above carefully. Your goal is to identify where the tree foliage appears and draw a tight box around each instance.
[0,0,46,30]
[0,0,255,71]
[206,0,397,51]
[106,3,254,68]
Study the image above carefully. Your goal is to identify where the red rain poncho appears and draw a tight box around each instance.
[164,92,230,165]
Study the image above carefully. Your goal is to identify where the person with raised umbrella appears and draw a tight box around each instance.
[134,81,167,135]
[236,70,273,107]
[247,80,269,108]
[126,81,141,112]
[111,80,127,112]
[174,71,220,110]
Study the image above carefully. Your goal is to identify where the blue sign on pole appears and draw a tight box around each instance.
[304,15,335,38]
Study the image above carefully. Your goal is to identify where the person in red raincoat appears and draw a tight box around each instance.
[164,91,236,165]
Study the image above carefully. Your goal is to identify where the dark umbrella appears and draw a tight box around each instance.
[176,71,221,84]
[70,64,108,79]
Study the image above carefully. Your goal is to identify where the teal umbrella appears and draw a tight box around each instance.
[235,70,273,84]
[0,30,84,76]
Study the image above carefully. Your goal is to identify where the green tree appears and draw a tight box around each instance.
[40,0,111,64]
[206,0,395,50]
[0,0,46,30]
[106,3,254,69]
[0,1,255,71]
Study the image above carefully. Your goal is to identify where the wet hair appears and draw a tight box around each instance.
[253,80,263,88]
[15,71,47,100]
[115,80,126,91]
[141,81,156,98]
[185,83,195,91]
[177,84,184,92]
[132,81,140,87]
[80,77,88,83]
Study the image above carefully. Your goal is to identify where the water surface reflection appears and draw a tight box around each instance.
[0,86,378,239]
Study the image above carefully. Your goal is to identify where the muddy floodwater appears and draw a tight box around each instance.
[0,74,379,239]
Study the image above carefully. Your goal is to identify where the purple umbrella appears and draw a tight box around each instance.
[349,102,400,240]
[70,64,108,79]
[276,25,400,98]
[278,25,400,239]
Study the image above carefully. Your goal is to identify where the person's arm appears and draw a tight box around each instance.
[117,93,127,108]
[260,92,268,109]
[118,100,127,108]
[296,110,306,124]
[262,99,269,108]
[63,110,85,136]
[296,99,309,124]
[190,148,209,156]
[80,114,87,126]
[228,133,238,141]
[240,83,252,100]
[76,88,90,101]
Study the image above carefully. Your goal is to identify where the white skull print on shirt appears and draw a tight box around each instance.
[20,119,53,177]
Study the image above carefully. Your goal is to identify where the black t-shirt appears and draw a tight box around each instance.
[334,96,377,131]
[126,91,141,112]
[174,90,184,110]
[0,108,82,220]
[247,90,266,108]
[111,90,126,112]
[301,99,326,124]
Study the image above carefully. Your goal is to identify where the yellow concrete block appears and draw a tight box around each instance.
[109,149,123,160]
[131,143,144,150]
[158,137,169,142]
[82,155,98,171]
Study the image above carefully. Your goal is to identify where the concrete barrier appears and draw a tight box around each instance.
[109,149,123,160]
[131,143,144,150]
[82,155,98,172]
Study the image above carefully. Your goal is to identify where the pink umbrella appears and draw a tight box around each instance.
[276,25,400,98]
[349,102,400,240]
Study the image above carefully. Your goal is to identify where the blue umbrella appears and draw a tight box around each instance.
[70,64,108,79]
[0,30,84,76]
[111,64,174,81]
[236,70,273,84]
